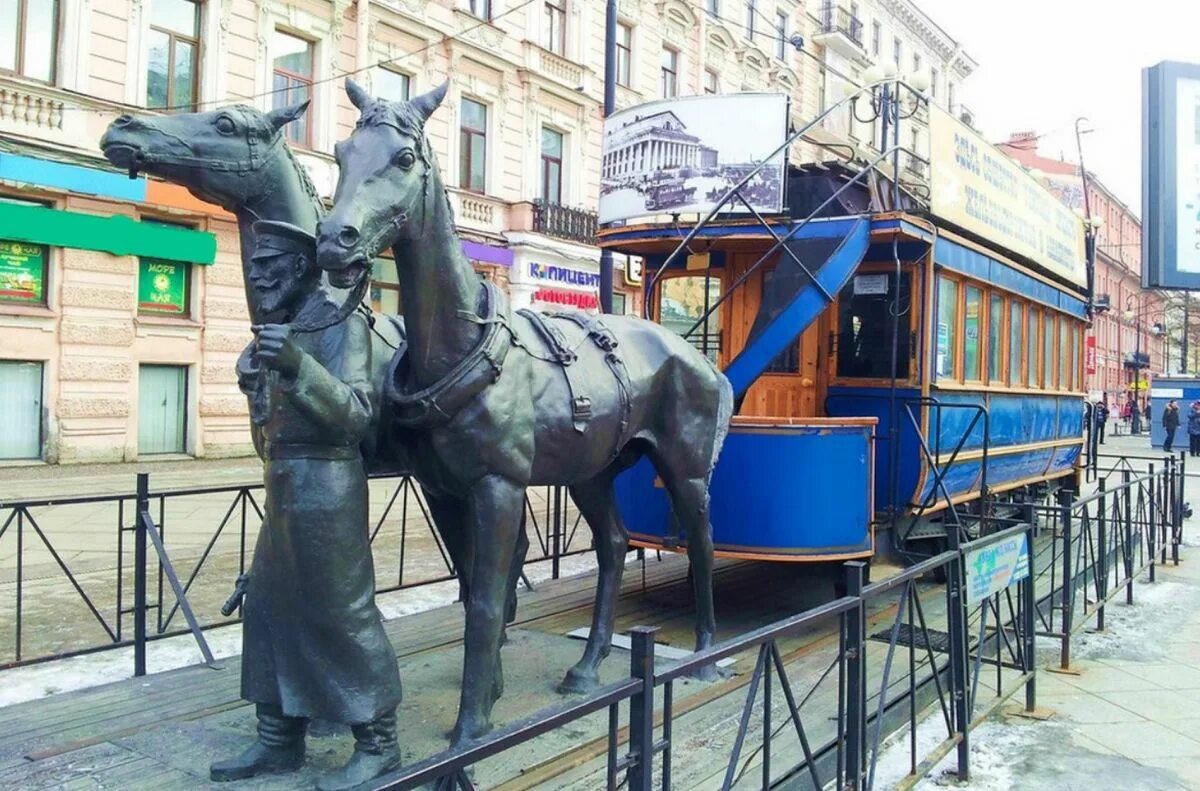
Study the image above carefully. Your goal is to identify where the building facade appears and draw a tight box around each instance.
[999,132,1164,412]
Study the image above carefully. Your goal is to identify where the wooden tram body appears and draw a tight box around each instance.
[602,170,1088,564]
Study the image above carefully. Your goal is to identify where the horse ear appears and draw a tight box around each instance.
[345,78,373,112]
[266,99,310,132]
[411,81,449,122]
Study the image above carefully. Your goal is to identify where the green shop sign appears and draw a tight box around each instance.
[0,201,215,265]
[139,258,189,314]
[0,241,45,303]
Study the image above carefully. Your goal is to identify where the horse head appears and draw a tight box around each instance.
[316,78,447,289]
[100,102,309,213]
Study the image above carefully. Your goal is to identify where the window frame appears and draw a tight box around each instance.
[272,30,315,149]
[0,195,52,308]
[987,292,1004,385]
[661,46,678,99]
[0,0,59,84]
[962,283,984,384]
[468,0,493,21]
[655,269,725,365]
[745,0,756,40]
[893,37,901,66]
[703,68,718,95]
[935,273,961,382]
[540,126,564,205]
[459,97,488,193]
[776,10,788,61]
[615,22,632,88]
[0,359,44,460]
[375,67,411,101]
[146,0,201,111]
[871,21,881,56]
[831,267,917,383]
[706,0,719,19]
[544,0,567,56]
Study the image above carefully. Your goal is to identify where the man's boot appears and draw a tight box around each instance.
[316,710,401,791]
[210,703,306,782]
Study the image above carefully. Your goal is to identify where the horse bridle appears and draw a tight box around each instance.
[133,107,286,175]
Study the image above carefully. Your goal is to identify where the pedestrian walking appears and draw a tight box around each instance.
[1095,398,1108,444]
[1189,402,1200,457]
[1163,399,1180,453]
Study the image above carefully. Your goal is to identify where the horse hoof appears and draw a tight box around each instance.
[557,667,601,695]
[688,663,721,683]
[449,720,492,747]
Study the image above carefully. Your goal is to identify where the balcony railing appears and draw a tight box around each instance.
[819,3,864,46]
[532,200,598,245]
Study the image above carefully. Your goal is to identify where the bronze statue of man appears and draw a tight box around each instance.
[211,220,403,790]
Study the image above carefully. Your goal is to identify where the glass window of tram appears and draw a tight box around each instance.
[988,294,1003,383]
[660,275,721,364]
[1008,301,1022,386]
[835,271,911,379]
[1027,307,1040,388]
[1043,312,1055,389]
[936,276,959,380]
[763,269,800,374]
[1059,319,1071,391]
[963,285,982,381]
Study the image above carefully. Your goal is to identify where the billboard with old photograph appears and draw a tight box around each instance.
[1143,60,1200,290]
[599,93,789,225]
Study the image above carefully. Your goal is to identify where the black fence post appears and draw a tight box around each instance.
[134,472,149,678]
[1149,463,1158,583]
[1175,452,1184,565]
[627,626,657,791]
[1096,479,1107,632]
[945,530,970,782]
[552,486,563,581]
[1021,523,1037,713]
[843,562,866,791]
[1123,468,1134,605]
[1057,487,1074,671]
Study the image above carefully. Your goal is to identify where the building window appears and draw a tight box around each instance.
[0,0,58,83]
[460,97,487,192]
[371,258,402,315]
[469,0,492,20]
[138,364,188,456]
[0,360,42,460]
[936,276,958,379]
[616,22,632,88]
[272,31,314,147]
[661,47,678,98]
[776,10,787,60]
[892,37,901,66]
[706,0,719,18]
[612,291,628,315]
[147,0,200,110]
[871,21,881,57]
[375,68,410,101]
[544,0,566,55]
[912,52,921,75]
[138,257,192,317]
[0,237,48,305]
[836,272,912,379]
[541,127,564,205]
[930,66,938,98]
[745,0,756,40]
[948,81,956,111]
[704,69,718,95]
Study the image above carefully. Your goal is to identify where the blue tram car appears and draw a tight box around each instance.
[601,91,1088,564]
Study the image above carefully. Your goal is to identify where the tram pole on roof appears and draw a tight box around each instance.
[599,0,616,314]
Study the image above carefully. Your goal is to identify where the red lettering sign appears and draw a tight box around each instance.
[533,288,599,311]
[1085,334,1097,375]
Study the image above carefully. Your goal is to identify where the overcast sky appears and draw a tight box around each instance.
[914,0,1200,213]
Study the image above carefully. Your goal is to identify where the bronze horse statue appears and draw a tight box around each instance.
[315,79,734,746]
[98,102,528,638]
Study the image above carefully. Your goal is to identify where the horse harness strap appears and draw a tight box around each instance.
[389,281,513,429]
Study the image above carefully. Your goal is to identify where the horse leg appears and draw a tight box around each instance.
[558,472,628,694]
[657,470,719,682]
[451,474,524,746]
[506,510,530,626]
[423,488,472,606]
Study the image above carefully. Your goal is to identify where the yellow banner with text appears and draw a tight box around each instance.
[928,109,1086,288]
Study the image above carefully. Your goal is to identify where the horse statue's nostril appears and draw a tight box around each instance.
[337,227,361,249]
[112,114,134,128]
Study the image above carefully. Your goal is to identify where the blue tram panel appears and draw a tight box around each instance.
[614,421,875,560]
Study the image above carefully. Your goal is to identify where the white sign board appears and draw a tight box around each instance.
[854,274,889,295]
[964,534,1031,604]
[1176,76,1200,273]
[599,93,788,225]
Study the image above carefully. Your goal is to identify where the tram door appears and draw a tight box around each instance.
[728,252,826,418]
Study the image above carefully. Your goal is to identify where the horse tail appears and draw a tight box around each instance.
[708,373,734,479]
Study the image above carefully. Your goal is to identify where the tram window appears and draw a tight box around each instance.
[935,276,958,380]
[1043,313,1055,389]
[660,274,722,364]
[1065,319,1075,391]
[1008,301,1022,386]
[963,286,982,381]
[835,271,912,379]
[1074,326,1083,390]
[1027,308,1040,388]
[988,293,1003,383]
[762,269,801,374]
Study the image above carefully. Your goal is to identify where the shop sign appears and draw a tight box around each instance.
[1085,334,1097,375]
[139,258,189,314]
[534,287,599,311]
[0,241,45,303]
[964,533,1030,604]
[530,262,600,290]
[625,256,643,284]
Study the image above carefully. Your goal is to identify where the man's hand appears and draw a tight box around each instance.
[252,324,303,378]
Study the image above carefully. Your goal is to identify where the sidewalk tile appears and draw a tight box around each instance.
[1040,692,1147,724]
[1073,721,1200,760]
[1099,689,1200,721]
[1054,664,1164,693]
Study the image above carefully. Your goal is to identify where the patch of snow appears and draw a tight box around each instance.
[1071,578,1189,662]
